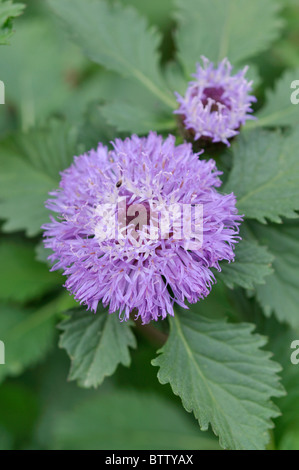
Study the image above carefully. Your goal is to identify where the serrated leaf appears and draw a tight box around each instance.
[0,302,57,382]
[0,18,90,127]
[250,221,299,328]
[0,241,62,303]
[59,307,137,388]
[51,391,220,450]
[119,0,175,30]
[101,101,176,134]
[1,20,165,129]
[174,0,283,77]
[220,239,274,289]
[152,310,284,450]
[77,102,118,151]
[246,69,299,130]
[48,0,176,109]
[0,0,24,45]
[0,121,79,236]
[165,61,189,96]
[224,129,299,223]
[78,70,177,136]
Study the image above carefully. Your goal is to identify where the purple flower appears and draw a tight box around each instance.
[43,132,242,324]
[175,57,257,146]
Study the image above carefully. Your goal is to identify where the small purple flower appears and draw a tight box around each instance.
[175,57,257,146]
[43,132,242,324]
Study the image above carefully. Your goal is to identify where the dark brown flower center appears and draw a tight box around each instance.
[201,86,228,111]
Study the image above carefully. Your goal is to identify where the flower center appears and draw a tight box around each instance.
[201,86,228,111]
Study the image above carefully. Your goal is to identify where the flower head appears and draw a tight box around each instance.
[175,56,256,146]
[43,132,242,323]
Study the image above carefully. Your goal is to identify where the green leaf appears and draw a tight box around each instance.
[152,310,284,450]
[254,316,299,450]
[174,0,283,77]
[72,69,172,121]
[246,69,299,130]
[224,129,299,223]
[165,61,189,96]
[35,240,53,266]
[189,280,240,322]
[251,221,299,328]
[51,390,221,450]
[48,0,176,109]
[0,241,62,303]
[0,0,24,45]
[0,121,79,236]
[77,102,118,151]
[220,239,274,290]
[101,101,176,134]
[0,18,90,127]
[78,68,178,135]
[59,307,137,388]
[119,0,175,31]
[0,301,58,382]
